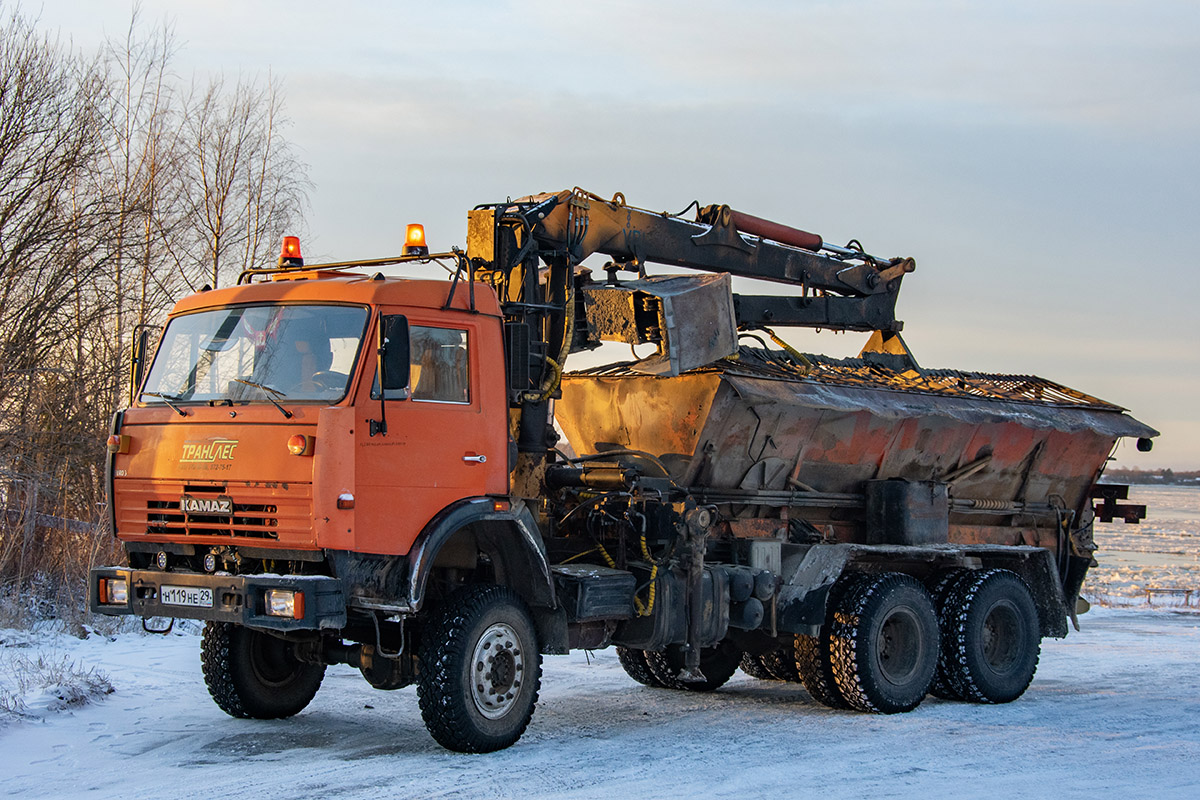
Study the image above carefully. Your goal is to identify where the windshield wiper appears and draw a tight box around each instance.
[141,391,187,417]
[233,379,294,419]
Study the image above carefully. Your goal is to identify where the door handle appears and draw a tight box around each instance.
[463,454,487,464]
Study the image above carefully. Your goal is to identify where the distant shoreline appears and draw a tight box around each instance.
[1103,468,1200,486]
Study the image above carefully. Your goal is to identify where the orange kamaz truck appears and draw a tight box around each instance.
[91,189,1156,752]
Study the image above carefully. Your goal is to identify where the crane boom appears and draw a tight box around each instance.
[483,189,914,332]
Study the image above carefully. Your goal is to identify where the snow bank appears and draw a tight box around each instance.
[0,630,113,723]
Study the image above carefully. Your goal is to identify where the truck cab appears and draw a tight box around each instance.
[112,273,509,566]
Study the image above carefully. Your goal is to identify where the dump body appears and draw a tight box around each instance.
[558,353,1155,553]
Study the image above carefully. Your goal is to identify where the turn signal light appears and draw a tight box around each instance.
[99,577,129,605]
[265,589,305,619]
[337,493,355,510]
[287,434,315,456]
[278,236,304,267]
[106,434,130,454]
[403,223,429,256]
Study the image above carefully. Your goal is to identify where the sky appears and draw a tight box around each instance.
[29,0,1200,469]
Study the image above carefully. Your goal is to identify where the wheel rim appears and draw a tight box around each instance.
[981,600,1022,675]
[249,633,302,687]
[470,622,525,720]
[875,606,925,685]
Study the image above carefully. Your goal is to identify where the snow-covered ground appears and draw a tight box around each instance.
[1,606,1198,799]
[3,486,1198,799]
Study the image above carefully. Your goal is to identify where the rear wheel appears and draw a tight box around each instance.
[417,585,542,753]
[759,644,802,682]
[617,647,667,687]
[928,569,969,700]
[795,573,870,709]
[829,573,939,713]
[739,652,778,680]
[645,641,741,692]
[940,569,1040,704]
[200,622,325,719]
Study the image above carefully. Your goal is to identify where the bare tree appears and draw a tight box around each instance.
[175,73,308,289]
[0,9,113,622]
[99,8,183,337]
[0,7,310,627]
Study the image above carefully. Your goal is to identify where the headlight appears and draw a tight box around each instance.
[265,589,305,619]
[100,578,129,605]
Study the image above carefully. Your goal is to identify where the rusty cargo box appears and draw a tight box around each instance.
[556,348,1156,548]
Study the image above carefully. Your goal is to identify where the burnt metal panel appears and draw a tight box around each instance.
[556,372,722,479]
[581,274,738,376]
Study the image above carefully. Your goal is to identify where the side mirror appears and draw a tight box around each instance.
[377,314,410,396]
[129,327,150,406]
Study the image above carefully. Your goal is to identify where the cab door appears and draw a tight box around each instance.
[352,313,507,555]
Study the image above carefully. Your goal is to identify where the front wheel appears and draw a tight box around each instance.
[417,585,542,753]
[200,622,325,719]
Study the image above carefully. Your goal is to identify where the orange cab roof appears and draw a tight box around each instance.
[170,273,503,317]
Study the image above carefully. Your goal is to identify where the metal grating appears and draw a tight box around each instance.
[572,346,1124,411]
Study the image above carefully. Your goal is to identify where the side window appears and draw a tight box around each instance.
[410,326,469,403]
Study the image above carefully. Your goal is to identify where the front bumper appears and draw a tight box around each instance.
[89,567,346,631]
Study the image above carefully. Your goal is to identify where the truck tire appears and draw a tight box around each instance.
[200,622,325,720]
[739,652,778,680]
[759,644,802,682]
[927,569,969,701]
[829,573,939,714]
[939,569,1040,704]
[644,641,741,692]
[795,572,871,709]
[617,646,668,687]
[416,585,542,753]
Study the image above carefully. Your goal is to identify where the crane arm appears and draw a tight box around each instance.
[517,189,914,332]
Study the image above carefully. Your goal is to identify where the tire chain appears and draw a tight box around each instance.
[829,573,935,714]
[938,568,1040,704]
[797,573,872,709]
[927,569,969,701]
[644,644,741,692]
[416,585,542,753]
[617,647,665,687]
[739,652,778,681]
[643,649,689,689]
[759,645,802,682]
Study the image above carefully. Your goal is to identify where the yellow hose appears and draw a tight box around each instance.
[762,326,812,369]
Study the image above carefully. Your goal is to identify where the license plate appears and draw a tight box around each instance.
[161,585,214,608]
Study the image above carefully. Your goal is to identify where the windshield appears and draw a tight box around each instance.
[141,304,369,404]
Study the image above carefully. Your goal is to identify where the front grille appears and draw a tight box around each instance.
[117,481,313,543]
[146,498,280,538]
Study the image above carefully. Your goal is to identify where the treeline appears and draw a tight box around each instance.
[1104,468,1200,486]
[0,7,308,628]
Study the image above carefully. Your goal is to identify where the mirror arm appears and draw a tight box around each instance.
[370,314,388,436]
